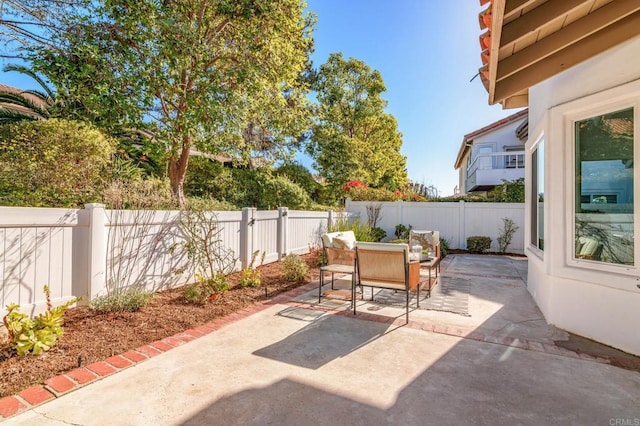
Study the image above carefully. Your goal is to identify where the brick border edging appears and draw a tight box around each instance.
[0,277,612,421]
[0,282,318,421]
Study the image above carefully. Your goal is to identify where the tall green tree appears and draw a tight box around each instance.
[30,0,315,206]
[308,53,408,199]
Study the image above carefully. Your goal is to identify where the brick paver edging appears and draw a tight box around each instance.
[0,281,321,421]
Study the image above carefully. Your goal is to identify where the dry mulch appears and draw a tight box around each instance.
[0,252,321,398]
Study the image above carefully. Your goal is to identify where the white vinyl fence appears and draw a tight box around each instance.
[346,199,525,253]
[0,205,339,316]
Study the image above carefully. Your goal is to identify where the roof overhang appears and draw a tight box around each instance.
[478,0,640,108]
[454,108,528,169]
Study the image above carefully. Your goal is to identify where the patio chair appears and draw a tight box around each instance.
[319,231,357,303]
[409,230,441,289]
[355,242,416,323]
[575,236,603,260]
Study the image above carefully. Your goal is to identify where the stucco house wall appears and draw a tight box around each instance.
[526,36,640,355]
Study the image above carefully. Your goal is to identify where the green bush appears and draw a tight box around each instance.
[240,251,265,288]
[90,288,153,313]
[281,253,309,283]
[3,286,80,356]
[467,236,492,253]
[329,218,379,242]
[371,227,387,242]
[439,237,450,258]
[183,274,230,305]
[394,224,412,240]
[0,118,116,207]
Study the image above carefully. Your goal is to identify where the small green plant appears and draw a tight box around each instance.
[467,236,492,253]
[281,253,309,283]
[329,218,378,242]
[240,250,266,288]
[3,286,80,356]
[439,237,450,258]
[497,217,520,253]
[371,227,387,242]
[183,273,230,305]
[91,287,153,313]
[394,224,412,240]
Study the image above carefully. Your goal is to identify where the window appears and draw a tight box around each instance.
[574,108,634,265]
[531,139,544,250]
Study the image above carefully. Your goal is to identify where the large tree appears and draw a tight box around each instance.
[30,0,314,205]
[307,53,408,198]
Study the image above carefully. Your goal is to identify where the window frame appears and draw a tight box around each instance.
[529,134,544,255]
[565,98,639,275]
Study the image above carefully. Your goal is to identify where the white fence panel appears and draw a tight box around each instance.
[1,205,334,316]
[288,210,329,254]
[0,207,87,315]
[254,210,280,265]
[345,200,525,253]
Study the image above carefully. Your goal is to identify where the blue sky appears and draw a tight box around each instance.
[0,1,519,196]
[305,0,521,195]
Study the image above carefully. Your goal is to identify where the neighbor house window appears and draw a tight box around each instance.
[531,139,544,250]
[574,108,634,265]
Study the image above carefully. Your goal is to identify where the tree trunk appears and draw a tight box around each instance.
[168,139,191,208]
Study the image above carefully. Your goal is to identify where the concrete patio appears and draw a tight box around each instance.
[3,254,639,425]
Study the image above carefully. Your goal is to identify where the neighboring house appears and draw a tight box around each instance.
[454,108,527,194]
[476,0,640,355]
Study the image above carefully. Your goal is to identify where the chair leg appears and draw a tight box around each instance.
[331,272,335,290]
[417,280,420,308]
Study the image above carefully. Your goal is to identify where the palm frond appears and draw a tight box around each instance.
[0,90,49,118]
[0,107,39,124]
[3,63,56,99]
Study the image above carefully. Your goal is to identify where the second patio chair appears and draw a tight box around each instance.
[355,242,416,323]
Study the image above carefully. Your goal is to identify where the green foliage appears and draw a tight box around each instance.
[488,178,525,203]
[497,217,520,253]
[90,288,153,313]
[183,274,230,305]
[32,0,315,205]
[276,162,321,201]
[3,286,80,356]
[439,237,450,258]
[344,185,425,202]
[240,251,266,288]
[394,224,412,240]
[467,236,492,253]
[281,253,309,283]
[371,227,387,242]
[308,53,408,200]
[0,118,116,207]
[329,218,379,242]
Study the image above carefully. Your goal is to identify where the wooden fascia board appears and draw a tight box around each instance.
[497,0,640,82]
[488,0,506,105]
[494,11,640,105]
[501,0,592,47]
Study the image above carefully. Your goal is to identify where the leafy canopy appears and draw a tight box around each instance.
[308,53,408,200]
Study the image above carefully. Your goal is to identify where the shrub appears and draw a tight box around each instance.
[371,227,387,242]
[91,288,153,313]
[467,236,492,253]
[394,224,412,240]
[497,217,520,252]
[3,286,80,356]
[183,274,230,305]
[0,118,117,207]
[240,251,266,288]
[281,253,309,283]
[329,218,378,242]
[439,237,449,258]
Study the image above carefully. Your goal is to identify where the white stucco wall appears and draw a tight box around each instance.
[526,37,640,355]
